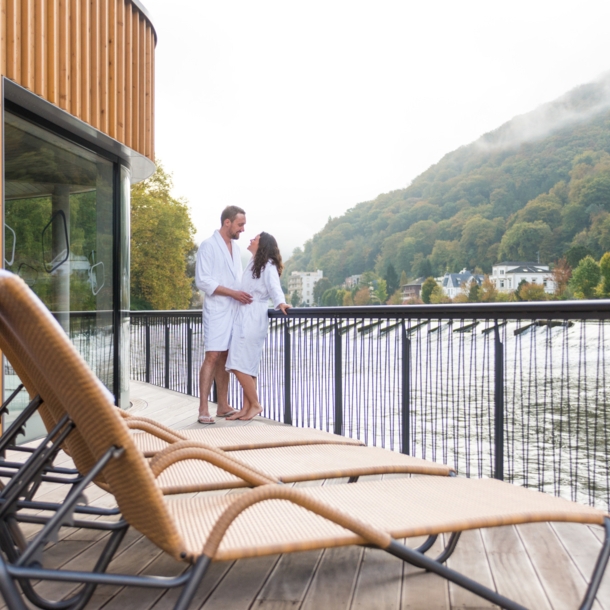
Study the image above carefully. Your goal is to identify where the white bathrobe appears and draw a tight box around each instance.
[226,259,286,376]
[195,230,243,352]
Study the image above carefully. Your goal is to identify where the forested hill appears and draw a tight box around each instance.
[285,73,610,288]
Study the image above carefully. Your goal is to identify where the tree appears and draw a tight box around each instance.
[552,258,572,298]
[597,252,610,297]
[467,283,481,302]
[313,277,332,305]
[342,291,355,306]
[372,279,388,304]
[498,221,552,262]
[353,286,372,305]
[565,245,593,269]
[420,277,437,304]
[290,290,300,306]
[400,270,408,286]
[429,285,450,303]
[387,289,403,305]
[384,263,399,295]
[131,163,195,310]
[479,277,498,302]
[570,255,600,299]
[518,282,547,301]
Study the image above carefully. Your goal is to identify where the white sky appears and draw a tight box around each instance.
[142,0,610,260]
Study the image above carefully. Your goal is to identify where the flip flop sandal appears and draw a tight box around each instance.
[216,409,240,418]
[197,415,215,425]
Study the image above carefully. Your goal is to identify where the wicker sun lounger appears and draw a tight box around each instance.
[0,271,608,610]
[0,277,454,494]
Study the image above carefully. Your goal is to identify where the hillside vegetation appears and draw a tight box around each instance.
[285,75,610,290]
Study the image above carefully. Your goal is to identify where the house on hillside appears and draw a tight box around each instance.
[491,262,555,294]
[440,269,484,299]
[401,278,425,302]
[288,270,323,305]
[343,274,361,289]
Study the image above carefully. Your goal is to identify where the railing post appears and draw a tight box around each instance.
[145,317,150,384]
[186,320,193,396]
[334,321,343,436]
[283,320,292,425]
[494,324,504,481]
[164,319,170,389]
[401,321,411,455]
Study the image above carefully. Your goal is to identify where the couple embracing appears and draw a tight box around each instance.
[195,206,291,424]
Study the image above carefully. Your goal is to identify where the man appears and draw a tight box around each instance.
[195,206,252,423]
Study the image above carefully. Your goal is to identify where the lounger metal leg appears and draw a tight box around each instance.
[579,517,610,610]
[174,556,212,610]
[0,555,27,610]
[414,534,438,554]
[386,539,528,610]
[433,531,461,564]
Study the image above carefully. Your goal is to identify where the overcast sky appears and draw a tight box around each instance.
[141,0,610,260]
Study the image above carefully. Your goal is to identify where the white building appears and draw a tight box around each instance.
[439,269,484,298]
[288,270,323,305]
[343,274,361,289]
[491,262,555,294]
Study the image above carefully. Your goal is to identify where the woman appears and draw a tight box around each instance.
[226,232,291,420]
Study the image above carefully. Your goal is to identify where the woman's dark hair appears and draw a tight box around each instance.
[252,232,283,279]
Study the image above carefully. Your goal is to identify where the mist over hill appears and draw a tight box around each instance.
[285,73,610,289]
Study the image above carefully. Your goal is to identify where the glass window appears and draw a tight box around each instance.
[3,111,118,439]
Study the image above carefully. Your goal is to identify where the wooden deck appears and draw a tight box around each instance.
[4,380,610,609]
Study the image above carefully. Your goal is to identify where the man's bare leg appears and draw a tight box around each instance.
[198,350,223,420]
[232,372,262,420]
[214,352,235,416]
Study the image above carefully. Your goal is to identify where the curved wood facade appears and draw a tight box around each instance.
[1,0,156,160]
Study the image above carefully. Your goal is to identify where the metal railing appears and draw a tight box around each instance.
[130,302,610,510]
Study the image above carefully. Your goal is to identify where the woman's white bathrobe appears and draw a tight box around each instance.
[226,259,285,376]
[195,230,243,352]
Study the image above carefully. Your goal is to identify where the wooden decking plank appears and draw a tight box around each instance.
[149,561,234,610]
[400,535,450,610]
[200,555,282,610]
[551,522,610,610]
[516,522,602,610]
[301,546,364,610]
[349,547,402,610]
[445,529,497,608]
[481,525,552,609]
[254,550,324,610]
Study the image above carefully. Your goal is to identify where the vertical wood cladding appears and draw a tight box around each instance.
[1,0,155,160]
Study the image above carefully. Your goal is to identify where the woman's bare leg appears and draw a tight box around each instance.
[231,372,261,420]
[226,371,260,420]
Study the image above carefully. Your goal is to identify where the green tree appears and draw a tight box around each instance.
[420,277,437,304]
[313,277,332,305]
[384,263,399,295]
[570,255,601,299]
[498,221,552,262]
[131,163,195,310]
[597,252,610,297]
[399,270,408,286]
[372,279,388,304]
[565,245,593,269]
[290,290,300,306]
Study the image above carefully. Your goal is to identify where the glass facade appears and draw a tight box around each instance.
[3,110,130,440]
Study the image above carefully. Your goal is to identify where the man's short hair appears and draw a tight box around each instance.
[220,206,246,225]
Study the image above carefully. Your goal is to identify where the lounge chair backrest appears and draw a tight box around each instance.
[0,272,186,560]
[0,312,103,480]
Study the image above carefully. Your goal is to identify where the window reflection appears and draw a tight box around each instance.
[3,112,116,440]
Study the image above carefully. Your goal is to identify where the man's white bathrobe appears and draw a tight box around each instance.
[195,230,243,352]
[226,259,285,377]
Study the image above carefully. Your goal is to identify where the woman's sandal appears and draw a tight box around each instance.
[197,415,215,425]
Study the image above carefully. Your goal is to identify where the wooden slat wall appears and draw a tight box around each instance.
[0,0,155,160]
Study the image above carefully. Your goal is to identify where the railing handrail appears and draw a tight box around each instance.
[129,299,610,321]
